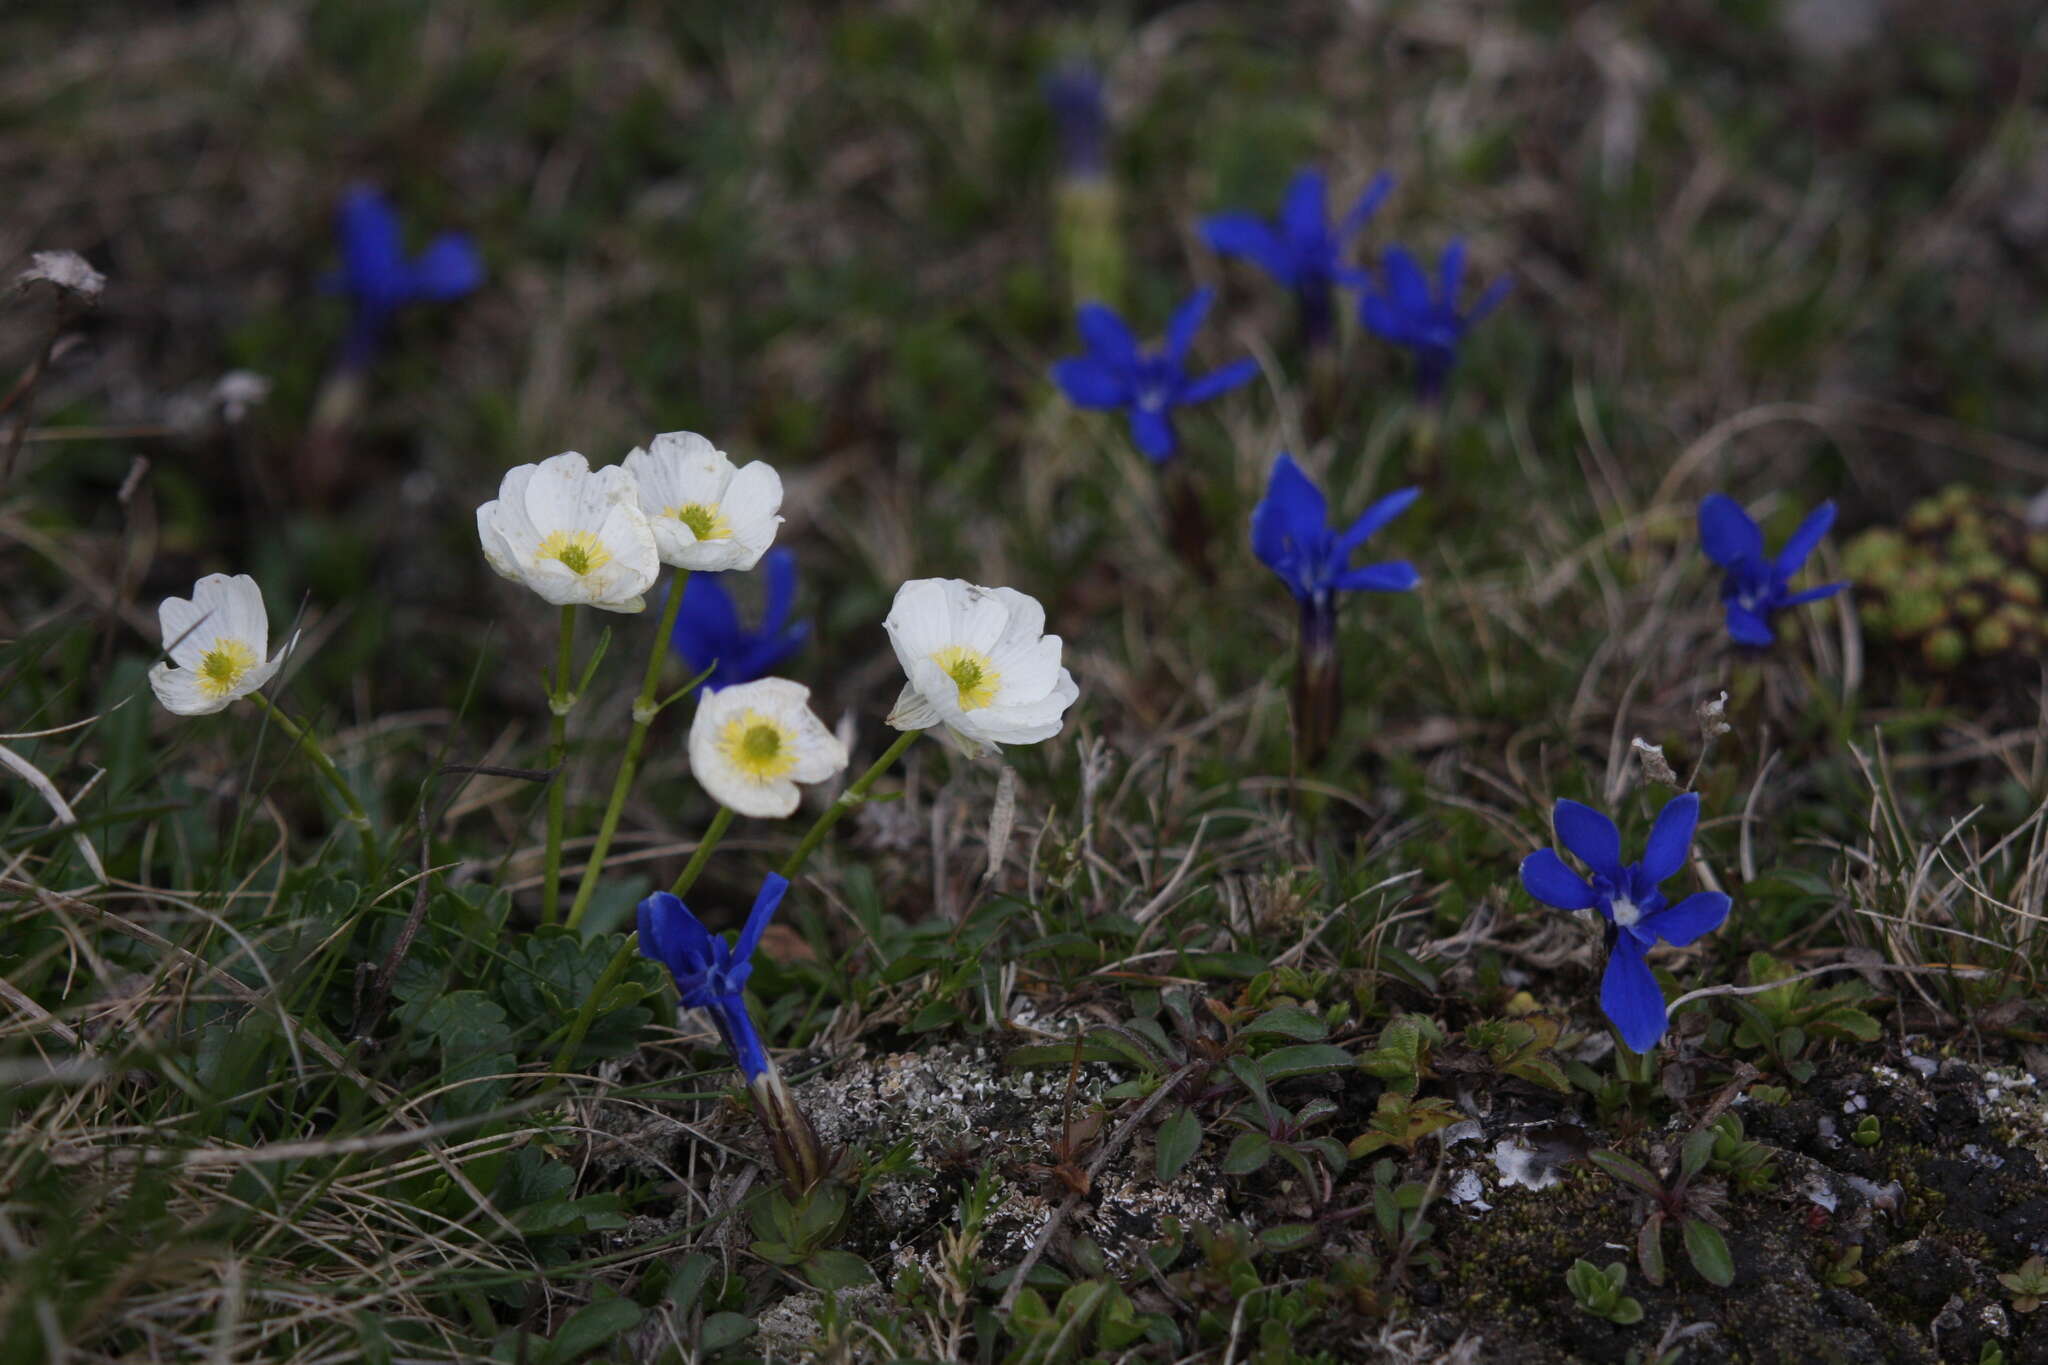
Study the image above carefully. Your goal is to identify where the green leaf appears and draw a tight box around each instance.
[1156,1107,1201,1183]
[1256,1044,1355,1082]
[1638,1211,1667,1286]
[1589,1150,1664,1197]
[1241,1007,1328,1041]
[1680,1128,1717,1180]
[804,1250,875,1291]
[1258,1223,1317,1252]
[1221,1132,1273,1175]
[541,1299,644,1365]
[1683,1218,1735,1287]
[698,1312,754,1352]
[664,1252,715,1315]
[1004,1043,1127,1068]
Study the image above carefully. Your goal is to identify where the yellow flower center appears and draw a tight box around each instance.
[666,503,732,541]
[716,711,798,780]
[931,645,1001,711]
[535,529,612,576]
[197,638,258,698]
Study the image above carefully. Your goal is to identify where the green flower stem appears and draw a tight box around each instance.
[542,604,578,926]
[670,804,733,898]
[565,571,690,932]
[246,692,376,868]
[778,729,921,881]
[548,806,730,1080]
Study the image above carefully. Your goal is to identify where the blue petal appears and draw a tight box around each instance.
[1052,356,1131,408]
[759,549,798,632]
[1698,494,1763,567]
[672,572,742,677]
[1280,168,1328,243]
[1553,799,1623,880]
[1639,792,1700,884]
[1201,213,1293,283]
[1601,934,1668,1052]
[1437,239,1468,306]
[1178,357,1258,404]
[1336,486,1421,555]
[1336,172,1394,240]
[1521,848,1595,910]
[638,891,712,976]
[338,186,406,302]
[1725,603,1775,647]
[408,233,484,300]
[1783,581,1847,606]
[732,873,789,967]
[1129,407,1176,462]
[1467,274,1512,324]
[1250,453,1327,572]
[1640,890,1730,949]
[1163,288,1214,368]
[1774,501,1837,580]
[1333,560,1419,592]
[1358,292,1413,344]
[1075,303,1138,368]
[720,997,770,1082]
[1382,246,1432,319]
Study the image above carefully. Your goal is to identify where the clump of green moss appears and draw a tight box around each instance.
[1844,485,2048,677]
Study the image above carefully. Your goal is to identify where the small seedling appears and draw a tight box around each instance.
[1850,1115,1881,1148]
[1998,1254,2048,1312]
[1819,1245,1868,1288]
[1566,1259,1644,1325]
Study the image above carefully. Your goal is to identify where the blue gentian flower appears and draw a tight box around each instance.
[1202,167,1393,344]
[1042,62,1108,179]
[1356,240,1509,399]
[1251,453,1421,620]
[1051,290,1258,462]
[637,873,789,1083]
[1698,494,1847,647]
[669,549,810,693]
[332,185,483,365]
[1519,793,1732,1053]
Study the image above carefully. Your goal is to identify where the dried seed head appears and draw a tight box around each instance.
[1631,737,1680,789]
[14,251,105,306]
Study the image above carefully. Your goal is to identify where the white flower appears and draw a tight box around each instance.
[620,431,782,571]
[688,678,849,818]
[148,573,294,716]
[884,578,1079,757]
[476,452,660,612]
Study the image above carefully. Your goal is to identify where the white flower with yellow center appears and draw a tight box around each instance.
[476,452,659,612]
[884,578,1079,758]
[688,677,849,818]
[620,431,782,571]
[148,573,295,716]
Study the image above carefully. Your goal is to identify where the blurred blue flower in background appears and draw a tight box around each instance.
[1356,240,1509,399]
[332,185,483,365]
[1203,167,1393,345]
[1698,494,1847,647]
[1519,793,1731,1052]
[637,873,788,1083]
[1052,289,1256,462]
[1251,453,1421,619]
[1042,62,1109,179]
[670,549,810,693]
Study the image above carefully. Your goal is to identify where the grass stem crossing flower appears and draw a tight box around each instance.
[1519,793,1732,1052]
[149,573,295,716]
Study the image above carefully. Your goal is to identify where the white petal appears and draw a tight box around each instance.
[886,680,943,731]
[477,503,530,582]
[158,591,210,668]
[989,633,1064,705]
[149,663,229,716]
[521,452,594,535]
[717,461,784,569]
[987,586,1049,651]
[953,585,1012,654]
[884,579,960,667]
[213,575,270,653]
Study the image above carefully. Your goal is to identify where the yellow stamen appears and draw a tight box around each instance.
[931,644,1000,711]
[196,638,259,698]
[665,503,732,541]
[535,529,612,576]
[716,711,799,780]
